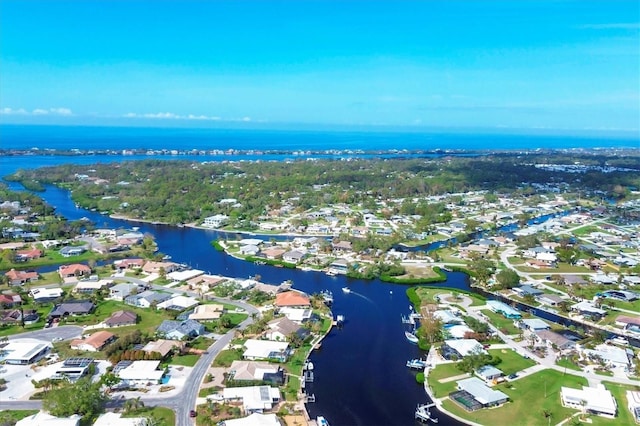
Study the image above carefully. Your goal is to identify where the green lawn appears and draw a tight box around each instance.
[555,357,582,371]
[122,406,175,426]
[170,354,200,367]
[481,309,521,335]
[212,348,243,367]
[488,349,536,375]
[441,369,588,426]
[415,286,486,308]
[427,362,469,398]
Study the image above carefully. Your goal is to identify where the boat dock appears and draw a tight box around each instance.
[415,403,438,423]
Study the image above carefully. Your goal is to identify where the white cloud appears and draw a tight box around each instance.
[124,112,224,121]
[0,107,28,115]
[0,107,73,116]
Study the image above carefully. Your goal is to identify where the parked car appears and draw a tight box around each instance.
[189,410,197,418]
[507,373,518,379]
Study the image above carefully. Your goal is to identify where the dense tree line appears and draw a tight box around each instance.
[8,153,640,225]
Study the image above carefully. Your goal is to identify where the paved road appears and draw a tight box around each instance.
[7,325,83,342]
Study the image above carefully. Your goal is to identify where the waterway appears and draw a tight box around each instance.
[6,181,470,425]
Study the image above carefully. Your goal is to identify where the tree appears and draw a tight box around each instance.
[42,377,106,420]
[496,269,520,289]
[469,255,495,286]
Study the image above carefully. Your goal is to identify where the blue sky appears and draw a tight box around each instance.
[1,0,638,134]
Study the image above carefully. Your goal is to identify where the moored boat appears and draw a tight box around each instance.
[406,358,427,369]
[405,331,419,344]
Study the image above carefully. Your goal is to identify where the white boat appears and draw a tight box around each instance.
[317,416,330,426]
[336,315,345,326]
[342,287,351,294]
[405,331,419,344]
[320,290,334,305]
[406,358,427,369]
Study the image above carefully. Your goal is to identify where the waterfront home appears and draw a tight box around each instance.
[114,258,145,270]
[275,290,311,308]
[446,324,475,339]
[601,290,639,302]
[561,384,617,417]
[142,339,185,358]
[222,385,281,413]
[125,290,172,308]
[16,247,42,261]
[242,339,290,362]
[156,319,204,340]
[571,301,606,320]
[264,316,310,342]
[537,293,565,307]
[328,258,349,274]
[433,310,463,325]
[518,318,551,332]
[142,260,179,274]
[157,294,198,311]
[104,310,138,327]
[228,360,285,385]
[240,244,260,256]
[534,330,576,351]
[70,331,116,352]
[454,377,509,409]
[48,301,95,319]
[282,250,306,264]
[5,268,38,286]
[188,303,224,321]
[475,365,504,383]
[278,307,313,323]
[1,341,50,364]
[58,263,91,279]
[513,285,543,298]
[203,214,229,228]
[441,339,487,359]
[486,300,521,319]
[615,315,640,332]
[29,287,63,302]
[115,360,165,386]
[166,268,204,282]
[261,247,286,260]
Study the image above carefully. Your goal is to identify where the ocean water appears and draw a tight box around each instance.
[1,124,638,152]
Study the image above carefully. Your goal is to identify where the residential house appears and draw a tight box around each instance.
[475,365,504,383]
[142,261,179,275]
[455,377,509,408]
[441,339,487,359]
[486,300,521,319]
[282,250,306,264]
[614,315,640,333]
[109,283,142,301]
[141,339,185,358]
[74,279,113,294]
[188,304,224,321]
[561,385,617,417]
[70,331,116,352]
[278,306,313,323]
[157,295,198,311]
[5,269,38,286]
[114,258,145,270]
[571,301,606,320]
[48,301,95,319]
[328,258,349,274]
[203,214,229,228]
[156,319,204,340]
[29,287,63,302]
[239,245,260,256]
[0,292,21,307]
[275,291,311,308]
[220,414,280,426]
[104,310,138,327]
[537,293,565,307]
[264,316,310,342]
[261,247,286,260]
[58,264,91,279]
[222,386,281,413]
[228,360,285,385]
[59,246,87,257]
[51,358,94,381]
[116,360,165,386]
[15,411,81,426]
[535,330,576,350]
[518,318,551,332]
[1,341,50,364]
[513,285,543,298]
[0,309,22,325]
[15,247,42,261]
[243,339,290,362]
[125,290,172,308]
[583,344,631,370]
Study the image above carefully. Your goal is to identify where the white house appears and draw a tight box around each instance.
[16,411,81,426]
[222,414,280,426]
[116,360,165,386]
[203,214,229,228]
[278,307,312,323]
[156,295,199,311]
[583,344,630,370]
[223,386,281,413]
[561,384,617,417]
[243,339,290,362]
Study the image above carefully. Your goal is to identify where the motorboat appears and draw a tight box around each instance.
[342,287,351,294]
[405,331,419,344]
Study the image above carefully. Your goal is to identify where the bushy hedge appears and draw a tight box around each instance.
[380,266,446,285]
[211,240,224,251]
